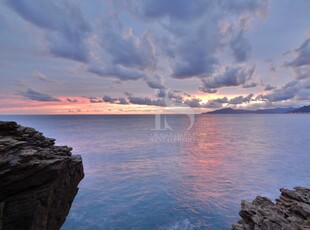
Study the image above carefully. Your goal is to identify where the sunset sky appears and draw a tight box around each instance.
[0,0,309,114]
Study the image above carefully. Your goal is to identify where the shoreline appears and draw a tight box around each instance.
[232,187,310,229]
[0,121,84,230]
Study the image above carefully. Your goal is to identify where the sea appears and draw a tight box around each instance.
[1,114,309,230]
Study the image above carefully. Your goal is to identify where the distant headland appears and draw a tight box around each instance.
[203,105,310,114]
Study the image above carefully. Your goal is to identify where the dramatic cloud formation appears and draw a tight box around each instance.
[201,64,256,93]
[1,0,310,114]
[6,0,91,62]
[101,27,157,70]
[119,0,268,80]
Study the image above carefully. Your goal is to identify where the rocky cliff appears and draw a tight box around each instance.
[232,187,310,230]
[0,121,84,230]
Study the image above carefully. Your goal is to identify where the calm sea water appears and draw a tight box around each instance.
[1,114,309,229]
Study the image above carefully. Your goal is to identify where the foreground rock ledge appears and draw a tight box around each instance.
[232,187,310,230]
[0,121,84,230]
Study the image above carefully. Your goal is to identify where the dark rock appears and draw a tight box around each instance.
[232,187,310,230]
[0,121,84,230]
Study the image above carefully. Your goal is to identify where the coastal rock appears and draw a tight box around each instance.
[0,121,84,230]
[232,187,310,230]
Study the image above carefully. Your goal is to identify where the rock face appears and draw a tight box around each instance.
[232,187,310,230]
[0,121,84,230]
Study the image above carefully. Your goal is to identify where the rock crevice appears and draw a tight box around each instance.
[232,187,310,230]
[0,121,84,230]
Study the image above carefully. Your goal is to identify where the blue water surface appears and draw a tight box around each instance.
[1,114,309,230]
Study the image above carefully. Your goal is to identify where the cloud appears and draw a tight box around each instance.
[201,96,229,108]
[196,94,253,107]
[124,91,133,97]
[243,82,258,88]
[66,98,78,102]
[285,38,310,68]
[146,80,165,89]
[259,89,296,102]
[228,93,254,104]
[32,70,57,83]
[146,74,165,89]
[222,0,269,17]
[258,81,299,102]
[6,0,297,113]
[88,65,146,81]
[102,95,129,105]
[155,89,182,101]
[178,94,254,108]
[260,38,310,103]
[293,66,310,80]
[170,34,219,79]
[201,64,256,92]
[118,98,129,105]
[102,91,256,109]
[102,95,117,103]
[123,0,268,80]
[128,96,166,107]
[200,88,218,94]
[101,26,157,70]
[184,98,202,108]
[264,84,276,91]
[136,0,209,20]
[212,97,229,104]
[19,88,60,102]
[6,0,270,103]
[89,97,103,103]
[6,0,91,62]
[203,101,224,109]
[127,94,198,108]
[86,21,158,83]
[230,30,251,62]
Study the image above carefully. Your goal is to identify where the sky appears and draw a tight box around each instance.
[0,0,309,114]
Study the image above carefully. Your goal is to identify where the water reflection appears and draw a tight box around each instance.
[0,115,309,229]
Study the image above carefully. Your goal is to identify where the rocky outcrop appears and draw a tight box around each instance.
[232,187,310,230]
[0,121,84,230]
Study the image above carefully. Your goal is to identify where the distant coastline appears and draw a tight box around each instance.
[202,105,310,114]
